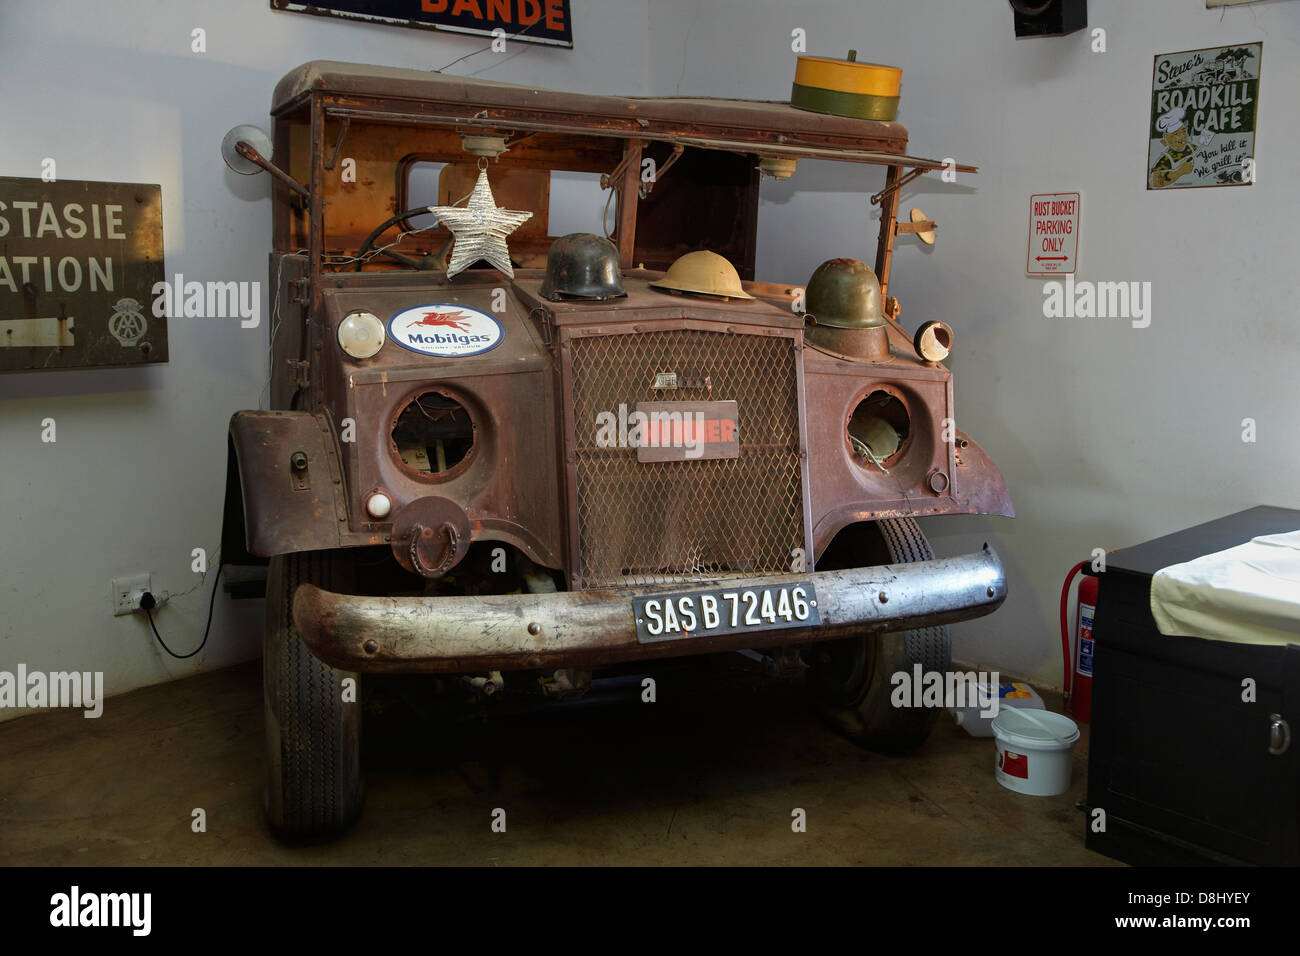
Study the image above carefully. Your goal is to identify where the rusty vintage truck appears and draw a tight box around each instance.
[220,61,1013,837]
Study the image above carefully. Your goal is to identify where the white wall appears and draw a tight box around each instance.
[0,0,650,719]
[3,0,1295,719]
[650,0,1300,687]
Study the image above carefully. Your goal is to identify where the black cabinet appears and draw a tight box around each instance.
[1085,507,1300,866]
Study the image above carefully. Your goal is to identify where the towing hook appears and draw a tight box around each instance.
[408,521,460,578]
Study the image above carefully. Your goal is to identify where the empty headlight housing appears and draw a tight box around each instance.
[847,390,911,471]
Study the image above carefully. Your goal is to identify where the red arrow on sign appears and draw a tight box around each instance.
[1036,256,1068,261]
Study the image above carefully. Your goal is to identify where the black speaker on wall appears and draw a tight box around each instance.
[1010,0,1087,38]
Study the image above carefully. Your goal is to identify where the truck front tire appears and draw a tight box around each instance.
[807,517,953,753]
[263,550,364,838]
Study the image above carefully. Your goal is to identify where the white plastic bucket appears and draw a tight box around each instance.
[991,708,1080,796]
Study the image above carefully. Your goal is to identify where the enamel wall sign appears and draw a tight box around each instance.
[388,303,504,357]
[0,178,166,372]
[1148,43,1261,190]
[272,1,574,48]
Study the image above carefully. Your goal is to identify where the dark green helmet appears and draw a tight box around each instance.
[540,233,626,301]
[804,258,883,329]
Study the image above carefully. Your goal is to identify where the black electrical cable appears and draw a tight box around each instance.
[145,563,224,660]
[354,207,440,270]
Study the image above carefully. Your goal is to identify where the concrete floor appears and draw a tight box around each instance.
[0,656,1119,865]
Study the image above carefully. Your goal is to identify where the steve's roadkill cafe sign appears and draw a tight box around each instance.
[0,178,166,372]
[1148,43,1261,190]
[272,0,574,47]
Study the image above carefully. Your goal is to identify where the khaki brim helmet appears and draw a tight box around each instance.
[650,250,754,300]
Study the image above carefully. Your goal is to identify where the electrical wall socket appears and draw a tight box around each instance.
[113,573,155,616]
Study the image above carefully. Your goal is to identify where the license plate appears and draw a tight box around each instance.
[633,582,820,643]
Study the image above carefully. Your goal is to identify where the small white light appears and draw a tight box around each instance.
[337,310,385,359]
[366,493,391,519]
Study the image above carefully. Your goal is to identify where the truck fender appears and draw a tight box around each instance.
[223,410,348,559]
[954,429,1014,518]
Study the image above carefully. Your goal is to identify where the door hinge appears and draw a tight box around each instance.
[287,359,310,389]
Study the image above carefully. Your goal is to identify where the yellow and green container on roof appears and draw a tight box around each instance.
[790,51,902,122]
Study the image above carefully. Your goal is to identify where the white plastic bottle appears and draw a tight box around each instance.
[950,680,1045,738]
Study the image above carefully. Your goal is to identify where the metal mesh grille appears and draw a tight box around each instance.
[569,328,804,588]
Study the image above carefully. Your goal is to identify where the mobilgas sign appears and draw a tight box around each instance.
[272,0,573,47]
[389,303,504,357]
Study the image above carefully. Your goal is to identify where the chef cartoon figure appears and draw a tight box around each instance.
[1150,106,1213,188]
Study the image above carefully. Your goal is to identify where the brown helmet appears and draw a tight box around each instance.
[804,258,883,328]
[539,233,626,300]
[649,250,754,300]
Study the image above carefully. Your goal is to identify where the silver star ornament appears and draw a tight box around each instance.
[430,169,533,279]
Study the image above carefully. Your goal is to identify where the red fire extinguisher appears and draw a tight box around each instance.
[1060,561,1099,723]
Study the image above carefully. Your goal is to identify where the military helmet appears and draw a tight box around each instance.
[649,250,754,300]
[539,233,626,301]
[804,258,884,328]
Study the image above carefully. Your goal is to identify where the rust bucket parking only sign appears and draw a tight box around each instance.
[1026,192,1080,276]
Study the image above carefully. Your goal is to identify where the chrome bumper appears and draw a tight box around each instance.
[293,546,1006,673]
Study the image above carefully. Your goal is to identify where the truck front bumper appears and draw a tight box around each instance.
[293,546,1006,673]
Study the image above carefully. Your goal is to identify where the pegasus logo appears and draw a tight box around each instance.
[406,310,473,332]
[389,303,503,357]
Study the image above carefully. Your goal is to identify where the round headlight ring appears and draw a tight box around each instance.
[337,310,385,360]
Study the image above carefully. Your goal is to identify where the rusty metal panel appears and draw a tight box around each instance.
[952,429,1015,520]
[267,253,309,410]
[565,325,807,589]
[228,410,348,557]
[0,178,166,371]
[315,275,566,569]
[802,336,1014,555]
[804,344,953,553]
